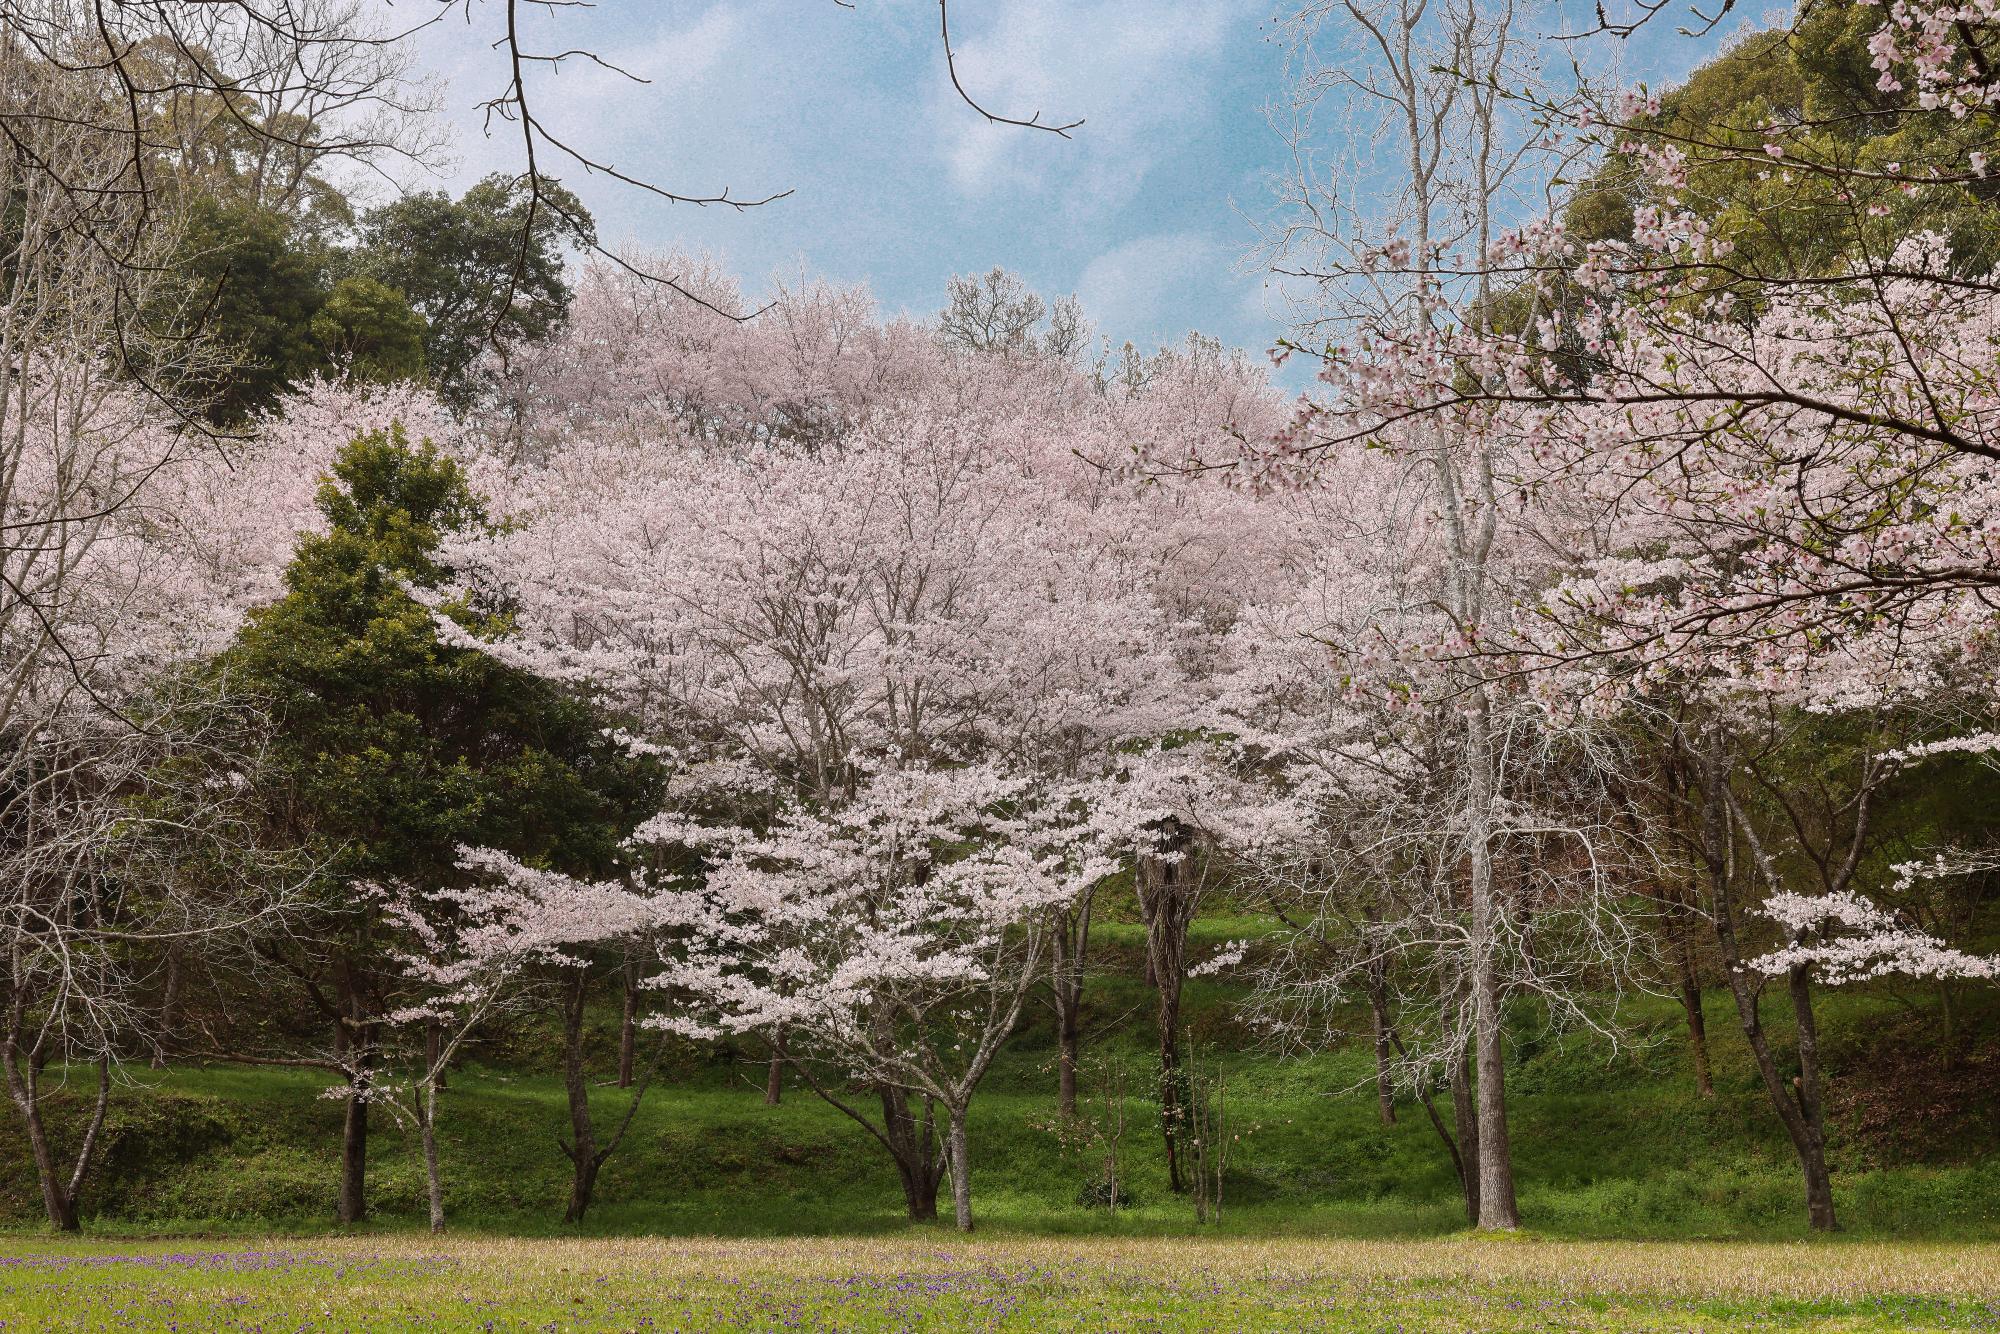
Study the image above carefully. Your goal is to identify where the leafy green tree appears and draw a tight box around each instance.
[1568,6,2000,276]
[312,275,428,384]
[170,200,430,421]
[225,424,657,1223]
[173,197,329,422]
[352,175,596,405]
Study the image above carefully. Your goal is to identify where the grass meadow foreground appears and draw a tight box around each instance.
[2,1235,1998,1332]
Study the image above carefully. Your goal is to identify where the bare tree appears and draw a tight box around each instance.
[1,680,299,1230]
[1259,0,1584,1230]
[939,268,1048,355]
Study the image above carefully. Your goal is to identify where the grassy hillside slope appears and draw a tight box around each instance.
[4,919,1997,1238]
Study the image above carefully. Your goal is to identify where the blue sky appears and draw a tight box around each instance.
[405,1,1748,371]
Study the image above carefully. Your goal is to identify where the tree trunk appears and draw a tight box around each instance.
[559,973,600,1224]
[1450,1044,1480,1225]
[1465,708,1520,1231]
[1702,757,1838,1231]
[337,1071,368,1225]
[1156,992,1186,1193]
[1057,1004,1080,1120]
[419,1081,445,1234]
[1051,894,1092,1120]
[153,945,184,1070]
[764,1031,784,1106]
[332,971,372,1228]
[617,954,638,1089]
[946,1104,974,1232]
[1678,945,1715,1099]
[880,1085,943,1221]
[2,1045,106,1232]
[1137,830,1197,1194]
[425,1022,446,1093]
[1367,963,1396,1125]
[1787,962,1838,1231]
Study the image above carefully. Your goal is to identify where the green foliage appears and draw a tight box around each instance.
[173,197,333,422]
[312,276,427,384]
[169,199,431,421]
[8,969,1996,1241]
[1570,6,2000,278]
[226,424,655,899]
[351,174,596,406]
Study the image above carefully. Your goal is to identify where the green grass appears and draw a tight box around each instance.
[6,976,1998,1241]
[3,1234,1998,1330]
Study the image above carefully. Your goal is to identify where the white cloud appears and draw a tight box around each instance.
[566,6,744,105]
[937,0,1238,214]
[1075,231,1225,347]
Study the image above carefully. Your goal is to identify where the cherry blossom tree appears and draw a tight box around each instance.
[360,848,685,1231]
[652,762,1119,1232]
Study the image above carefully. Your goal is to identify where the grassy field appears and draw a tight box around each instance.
[3,1234,1998,1331]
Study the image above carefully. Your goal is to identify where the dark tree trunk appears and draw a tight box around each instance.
[1701,758,1838,1231]
[764,1031,784,1106]
[1136,824,1199,1193]
[2,1043,108,1232]
[617,954,638,1090]
[1678,943,1714,1099]
[153,946,185,1070]
[1390,1025,1472,1224]
[332,963,372,1226]
[879,1085,944,1221]
[1367,962,1396,1125]
[559,973,600,1224]
[1051,894,1092,1120]
[556,971,662,1225]
[1450,1045,1480,1225]
[1157,1015,1187,1194]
